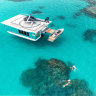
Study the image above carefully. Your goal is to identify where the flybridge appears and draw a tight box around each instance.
[1,14,64,42]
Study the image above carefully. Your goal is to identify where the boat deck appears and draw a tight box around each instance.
[48,29,64,42]
[46,28,55,33]
[1,14,51,34]
[48,36,56,42]
[1,14,64,42]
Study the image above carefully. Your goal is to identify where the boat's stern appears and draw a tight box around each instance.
[48,28,64,42]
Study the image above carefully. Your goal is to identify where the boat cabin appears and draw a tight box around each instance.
[1,14,64,42]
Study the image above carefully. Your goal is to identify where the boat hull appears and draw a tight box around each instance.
[7,31,40,41]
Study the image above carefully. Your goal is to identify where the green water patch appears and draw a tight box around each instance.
[20,58,93,95]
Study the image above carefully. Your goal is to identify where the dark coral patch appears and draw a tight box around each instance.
[38,6,45,9]
[32,10,43,14]
[73,5,96,19]
[80,6,96,18]
[83,29,96,42]
[20,68,37,87]
[73,11,82,19]
[57,16,65,20]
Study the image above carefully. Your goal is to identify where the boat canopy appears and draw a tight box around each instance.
[1,14,51,34]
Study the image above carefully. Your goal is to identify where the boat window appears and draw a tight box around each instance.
[21,31,23,34]
[19,30,22,34]
[24,32,26,35]
[26,32,29,36]
[18,30,29,36]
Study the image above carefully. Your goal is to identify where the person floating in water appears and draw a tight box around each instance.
[62,79,72,88]
[69,65,78,72]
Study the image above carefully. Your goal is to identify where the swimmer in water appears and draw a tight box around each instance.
[62,79,72,88]
[69,65,78,71]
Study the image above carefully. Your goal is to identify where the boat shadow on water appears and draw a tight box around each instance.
[11,35,65,48]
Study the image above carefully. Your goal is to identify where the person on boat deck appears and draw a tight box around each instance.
[45,17,49,23]
[62,79,72,88]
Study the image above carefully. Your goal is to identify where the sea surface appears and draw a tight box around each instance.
[0,0,96,95]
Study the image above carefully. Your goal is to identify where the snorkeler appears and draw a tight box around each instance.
[69,65,78,71]
[62,79,72,88]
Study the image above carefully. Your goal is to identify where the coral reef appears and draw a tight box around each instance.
[78,0,96,18]
[20,58,93,96]
[71,79,93,96]
[81,6,96,18]
[73,6,96,19]
[83,29,96,42]
[73,0,96,19]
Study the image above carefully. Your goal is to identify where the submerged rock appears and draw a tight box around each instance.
[83,29,96,42]
[20,58,93,95]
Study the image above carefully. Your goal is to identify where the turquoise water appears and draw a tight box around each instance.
[0,0,96,95]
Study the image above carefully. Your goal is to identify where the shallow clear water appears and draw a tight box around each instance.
[0,0,96,95]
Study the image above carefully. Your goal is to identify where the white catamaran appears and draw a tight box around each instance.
[1,14,64,42]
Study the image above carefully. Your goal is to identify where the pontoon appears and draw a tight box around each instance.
[1,14,64,42]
